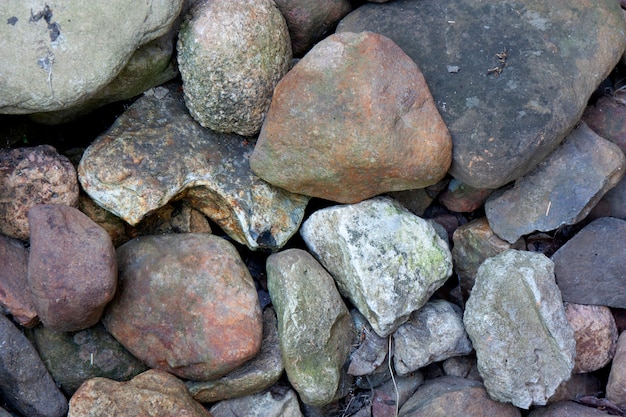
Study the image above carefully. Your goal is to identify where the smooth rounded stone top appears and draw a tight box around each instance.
[0,145,79,240]
[0,0,184,114]
[300,197,453,337]
[250,31,452,203]
[337,0,626,189]
[463,250,576,409]
[177,0,291,136]
[104,233,263,381]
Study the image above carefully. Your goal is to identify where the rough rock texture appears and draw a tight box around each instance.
[373,373,425,417]
[274,0,352,56]
[348,310,389,377]
[0,0,184,114]
[552,217,626,308]
[0,234,37,327]
[439,180,493,213]
[528,401,612,417]
[266,249,354,406]
[300,197,453,337]
[548,373,603,404]
[337,0,626,189]
[0,145,78,240]
[187,309,284,403]
[29,322,148,396]
[209,387,303,417]
[607,331,626,408]
[177,0,291,136]
[103,233,262,381]
[485,122,626,243]
[27,204,117,331]
[565,303,617,373]
[0,314,68,417]
[78,83,308,251]
[250,31,452,203]
[583,93,626,153]
[393,299,472,376]
[67,369,211,417]
[399,376,521,417]
[464,250,576,409]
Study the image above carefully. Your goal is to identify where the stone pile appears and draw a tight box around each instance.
[1,0,626,416]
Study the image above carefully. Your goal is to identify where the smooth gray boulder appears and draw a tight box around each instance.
[464,250,575,409]
[300,197,453,337]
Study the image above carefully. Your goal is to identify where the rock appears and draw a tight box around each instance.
[266,249,354,406]
[28,322,148,396]
[0,145,78,240]
[607,331,626,408]
[583,94,626,153]
[565,303,617,373]
[27,204,116,331]
[78,194,129,247]
[0,314,68,417]
[528,401,613,417]
[78,83,308,250]
[398,376,521,417]
[274,0,352,56]
[393,299,472,376]
[548,373,602,404]
[187,308,284,403]
[0,234,38,327]
[485,122,626,243]
[0,407,11,417]
[177,0,291,136]
[386,188,434,217]
[103,233,262,381]
[552,217,626,308]
[300,197,453,337]
[442,355,480,381]
[438,180,493,213]
[464,250,576,409]
[249,31,452,203]
[125,200,212,240]
[372,373,424,417]
[0,0,184,114]
[451,217,525,296]
[348,310,389,377]
[67,369,211,417]
[209,387,303,417]
[595,176,626,220]
[337,0,626,189]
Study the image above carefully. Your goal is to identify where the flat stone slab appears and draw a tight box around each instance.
[78,83,309,251]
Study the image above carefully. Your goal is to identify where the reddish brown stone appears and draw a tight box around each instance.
[0,234,38,327]
[607,332,626,408]
[28,204,116,332]
[104,233,262,381]
[438,180,493,213]
[0,145,78,240]
[528,401,614,417]
[582,94,626,153]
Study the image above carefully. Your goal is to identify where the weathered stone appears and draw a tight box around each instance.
[438,179,493,213]
[387,188,434,217]
[552,217,626,308]
[274,0,352,56]
[485,122,626,243]
[177,0,291,136]
[104,233,262,381]
[452,218,525,296]
[300,197,453,337]
[337,0,626,189]
[464,250,575,409]
[78,194,129,247]
[209,387,303,417]
[348,310,389,377]
[0,145,78,240]
[28,204,116,331]
[565,303,617,373]
[373,373,424,417]
[78,84,308,250]
[67,369,211,417]
[596,177,626,220]
[250,31,452,203]
[583,94,626,154]
[0,0,184,114]
[399,376,521,417]
[266,249,353,406]
[187,309,284,403]
[548,373,602,404]
[393,300,472,376]
[126,200,212,240]
[29,322,148,396]
[0,314,68,417]
[528,401,612,417]
[0,234,37,327]
[607,331,626,408]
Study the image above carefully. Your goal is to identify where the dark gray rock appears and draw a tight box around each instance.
[337,0,626,189]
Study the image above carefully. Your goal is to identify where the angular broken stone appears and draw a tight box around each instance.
[464,250,575,409]
[78,83,308,250]
[485,122,626,243]
[0,234,38,327]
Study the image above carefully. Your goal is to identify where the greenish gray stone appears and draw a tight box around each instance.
[266,249,353,407]
[300,197,453,337]
[463,250,575,409]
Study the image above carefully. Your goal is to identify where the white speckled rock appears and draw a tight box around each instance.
[300,197,453,337]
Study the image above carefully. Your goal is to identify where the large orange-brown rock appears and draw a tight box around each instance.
[103,233,262,381]
[250,31,452,204]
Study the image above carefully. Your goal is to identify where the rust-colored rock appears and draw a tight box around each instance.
[28,204,116,332]
[606,331,626,408]
[0,234,38,327]
[104,233,262,381]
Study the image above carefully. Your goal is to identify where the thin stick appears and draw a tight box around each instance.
[546,201,552,216]
[388,336,399,417]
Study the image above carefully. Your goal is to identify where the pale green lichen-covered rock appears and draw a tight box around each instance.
[300,197,453,337]
[463,249,575,409]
